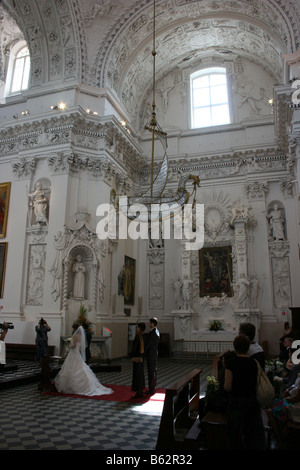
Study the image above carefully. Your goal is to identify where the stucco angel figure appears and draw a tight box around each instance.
[28,182,48,224]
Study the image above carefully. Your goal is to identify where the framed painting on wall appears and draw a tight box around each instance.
[124,256,135,305]
[0,182,11,238]
[199,245,233,297]
[0,242,8,298]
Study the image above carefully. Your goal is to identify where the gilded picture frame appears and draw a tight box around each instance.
[0,242,8,298]
[199,245,233,297]
[124,256,135,305]
[0,182,11,238]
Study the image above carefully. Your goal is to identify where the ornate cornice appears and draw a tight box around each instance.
[0,111,145,179]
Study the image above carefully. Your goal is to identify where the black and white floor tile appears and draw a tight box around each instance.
[0,357,211,451]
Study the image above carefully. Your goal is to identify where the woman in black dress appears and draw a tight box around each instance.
[224,334,267,450]
[130,322,146,398]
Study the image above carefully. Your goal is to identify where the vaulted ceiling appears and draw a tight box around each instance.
[1,0,300,127]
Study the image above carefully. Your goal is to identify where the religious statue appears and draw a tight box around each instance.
[171,278,182,309]
[234,273,250,308]
[181,275,193,310]
[50,231,65,301]
[267,204,285,241]
[250,276,259,308]
[28,182,48,225]
[72,255,86,300]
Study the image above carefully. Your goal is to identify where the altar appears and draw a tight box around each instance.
[61,329,112,364]
[171,307,261,357]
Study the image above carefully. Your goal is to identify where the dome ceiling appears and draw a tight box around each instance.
[1,0,300,125]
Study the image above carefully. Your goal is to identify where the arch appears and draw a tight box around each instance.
[91,0,298,125]
[1,0,87,86]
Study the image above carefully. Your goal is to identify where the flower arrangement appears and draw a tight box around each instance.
[205,376,220,398]
[265,360,284,375]
[265,360,285,397]
[208,319,223,331]
[72,303,93,333]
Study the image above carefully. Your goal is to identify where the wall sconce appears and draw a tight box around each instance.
[86,108,98,115]
[50,102,66,111]
[119,119,131,134]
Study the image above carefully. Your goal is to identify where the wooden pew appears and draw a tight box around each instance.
[156,368,202,450]
[200,354,227,449]
[6,343,55,361]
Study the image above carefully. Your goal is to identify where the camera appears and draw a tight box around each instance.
[39,318,46,326]
[0,322,14,330]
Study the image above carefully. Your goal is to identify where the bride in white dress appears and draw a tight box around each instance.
[54,326,113,396]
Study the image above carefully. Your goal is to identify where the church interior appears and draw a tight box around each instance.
[0,0,300,452]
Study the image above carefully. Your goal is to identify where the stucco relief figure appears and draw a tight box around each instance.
[181,275,193,310]
[50,231,65,301]
[267,204,285,241]
[28,182,48,225]
[234,273,250,308]
[250,276,259,308]
[172,278,182,309]
[72,255,86,300]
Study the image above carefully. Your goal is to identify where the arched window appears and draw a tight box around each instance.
[10,46,30,93]
[190,67,230,129]
[2,43,31,99]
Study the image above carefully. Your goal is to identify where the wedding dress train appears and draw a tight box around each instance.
[54,326,113,397]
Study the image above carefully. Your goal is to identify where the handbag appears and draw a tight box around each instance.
[131,357,143,363]
[255,359,275,408]
[288,402,300,424]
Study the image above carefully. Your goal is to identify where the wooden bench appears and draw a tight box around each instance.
[6,343,55,361]
[201,411,227,450]
[156,368,202,450]
[199,355,228,449]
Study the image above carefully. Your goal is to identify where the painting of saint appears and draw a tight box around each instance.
[124,256,135,305]
[0,183,11,238]
[199,246,233,297]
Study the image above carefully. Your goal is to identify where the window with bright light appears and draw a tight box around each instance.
[10,46,30,94]
[190,67,230,129]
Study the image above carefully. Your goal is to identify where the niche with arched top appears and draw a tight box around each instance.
[267,201,287,241]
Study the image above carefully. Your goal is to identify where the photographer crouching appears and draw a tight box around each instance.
[35,318,51,390]
[0,322,14,370]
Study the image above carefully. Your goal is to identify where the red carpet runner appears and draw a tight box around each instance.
[43,385,166,403]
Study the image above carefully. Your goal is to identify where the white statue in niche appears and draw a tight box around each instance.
[28,182,48,225]
[72,255,86,300]
[267,204,285,241]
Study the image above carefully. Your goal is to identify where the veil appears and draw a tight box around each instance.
[72,325,86,362]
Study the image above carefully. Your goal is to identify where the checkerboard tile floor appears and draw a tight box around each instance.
[0,358,211,450]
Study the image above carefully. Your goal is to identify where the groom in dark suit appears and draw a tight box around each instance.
[83,323,92,364]
[144,317,160,395]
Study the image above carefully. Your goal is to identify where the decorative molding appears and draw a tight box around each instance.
[148,248,165,311]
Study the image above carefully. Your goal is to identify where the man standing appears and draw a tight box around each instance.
[238,322,265,370]
[145,317,160,395]
[83,323,92,365]
[35,318,51,390]
[130,322,146,398]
